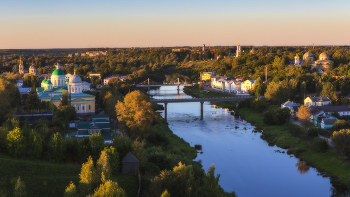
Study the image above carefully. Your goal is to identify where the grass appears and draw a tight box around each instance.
[237,107,350,188]
[0,155,138,197]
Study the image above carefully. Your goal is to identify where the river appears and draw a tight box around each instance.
[148,86,344,197]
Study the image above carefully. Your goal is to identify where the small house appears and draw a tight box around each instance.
[320,118,337,129]
[122,152,139,175]
[304,96,331,107]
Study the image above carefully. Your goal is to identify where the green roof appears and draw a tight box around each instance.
[37,87,44,92]
[52,69,65,76]
[65,79,69,82]
[44,80,52,84]
[42,79,47,83]
[92,114,110,119]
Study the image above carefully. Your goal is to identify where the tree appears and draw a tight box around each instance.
[97,151,111,183]
[200,164,222,197]
[79,156,98,196]
[64,182,77,197]
[116,90,157,139]
[14,176,26,197]
[28,131,42,159]
[332,120,350,132]
[92,180,126,197]
[104,146,120,175]
[48,132,64,162]
[90,133,105,162]
[131,138,147,169]
[331,129,350,158]
[7,127,25,157]
[297,105,312,130]
[60,92,69,107]
[161,190,171,197]
[321,82,337,102]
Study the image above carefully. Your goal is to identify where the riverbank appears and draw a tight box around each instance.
[237,107,350,188]
[184,85,350,189]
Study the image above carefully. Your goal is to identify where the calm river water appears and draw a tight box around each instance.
[149,86,344,197]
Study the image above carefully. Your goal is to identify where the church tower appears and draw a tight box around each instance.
[29,61,36,75]
[236,39,241,58]
[19,57,24,74]
[294,54,301,67]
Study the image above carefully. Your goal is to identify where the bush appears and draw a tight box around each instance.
[144,161,161,175]
[331,129,350,158]
[250,97,267,113]
[331,120,350,132]
[310,138,329,153]
[307,128,319,138]
[289,125,304,138]
[263,106,290,125]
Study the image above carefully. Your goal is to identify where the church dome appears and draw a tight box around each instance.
[52,69,65,76]
[44,80,52,84]
[319,52,329,60]
[69,74,82,83]
[303,51,314,60]
[42,79,47,83]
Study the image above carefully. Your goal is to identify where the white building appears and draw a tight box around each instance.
[241,80,256,93]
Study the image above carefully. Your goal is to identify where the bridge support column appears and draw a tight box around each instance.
[177,85,180,94]
[200,101,204,120]
[164,102,168,121]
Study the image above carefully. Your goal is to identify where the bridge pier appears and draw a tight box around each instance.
[164,102,168,120]
[177,85,180,94]
[200,101,204,120]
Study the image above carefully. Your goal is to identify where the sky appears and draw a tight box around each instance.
[1,0,350,49]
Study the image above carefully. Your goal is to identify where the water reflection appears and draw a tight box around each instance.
[296,160,310,174]
[149,86,350,197]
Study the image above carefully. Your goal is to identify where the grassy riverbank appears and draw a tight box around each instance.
[237,108,350,187]
[183,85,233,98]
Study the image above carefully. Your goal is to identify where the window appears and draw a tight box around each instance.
[83,106,85,111]
[89,105,91,111]
[77,106,80,111]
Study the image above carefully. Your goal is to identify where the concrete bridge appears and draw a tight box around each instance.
[151,96,255,120]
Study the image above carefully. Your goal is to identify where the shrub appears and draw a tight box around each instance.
[331,129,350,158]
[310,138,329,153]
[263,106,290,125]
[307,128,319,138]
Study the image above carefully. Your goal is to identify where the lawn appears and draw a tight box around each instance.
[0,155,138,197]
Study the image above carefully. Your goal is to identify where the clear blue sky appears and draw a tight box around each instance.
[1,0,350,48]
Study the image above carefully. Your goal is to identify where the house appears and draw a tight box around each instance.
[122,152,139,175]
[200,71,217,81]
[81,82,91,91]
[89,73,101,79]
[18,87,32,95]
[320,118,337,129]
[304,96,331,107]
[77,121,111,134]
[281,101,300,116]
[241,80,256,93]
[309,105,350,127]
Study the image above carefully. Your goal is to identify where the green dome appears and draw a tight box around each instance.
[52,69,65,76]
[42,79,47,83]
[44,80,52,84]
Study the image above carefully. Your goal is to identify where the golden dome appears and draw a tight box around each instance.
[303,51,314,60]
[319,52,329,60]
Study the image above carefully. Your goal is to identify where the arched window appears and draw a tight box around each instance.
[77,106,80,111]
[58,80,60,86]
[89,105,91,111]
[82,106,84,111]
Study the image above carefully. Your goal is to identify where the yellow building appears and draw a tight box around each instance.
[200,71,217,81]
[37,68,95,114]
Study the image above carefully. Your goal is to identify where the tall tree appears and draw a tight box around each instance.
[48,132,64,162]
[79,156,98,196]
[321,82,337,102]
[97,151,111,183]
[14,176,26,197]
[297,106,312,130]
[7,127,25,157]
[116,90,157,139]
[64,182,77,197]
[92,180,126,197]
[200,164,222,197]
[28,131,42,159]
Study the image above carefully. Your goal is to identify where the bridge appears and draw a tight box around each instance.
[151,96,254,120]
[135,78,192,90]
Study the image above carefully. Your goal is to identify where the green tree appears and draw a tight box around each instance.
[200,164,222,197]
[14,176,26,197]
[28,131,42,159]
[90,133,105,162]
[104,146,120,175]
[332,120,350,132]
[64,182,77,197]
[48,132,64,162]
[60,91,69,107]
[92,180,126,197]
[7,127,25,157]
[321,82,337,102]
[80,156,98,196]
[131,138,147,169]
[331,129,350,158]
[97,151,111,183]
